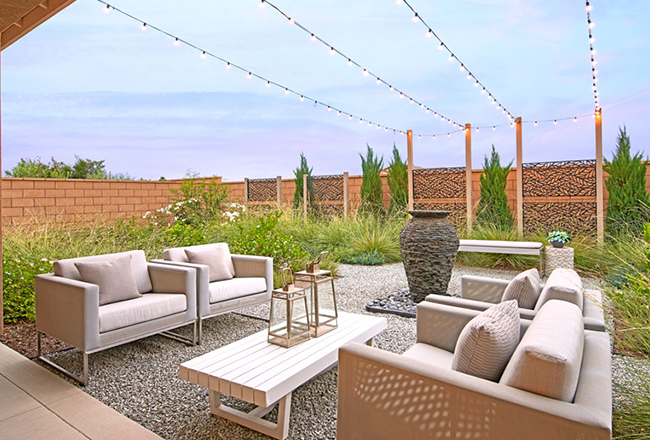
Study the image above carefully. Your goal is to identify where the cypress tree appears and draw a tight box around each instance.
[359,144,384,215]
[292,153,314,209]
[387,144,408,213]
[476,145,514,230]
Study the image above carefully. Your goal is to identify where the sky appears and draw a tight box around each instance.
[1,0,649,181]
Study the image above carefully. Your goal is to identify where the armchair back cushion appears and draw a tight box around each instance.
[75,255,141,306]
[54,250,152,294]
[163,243,235,278]
[500,300,584,402]
[452,300,520,381]
[534,268,583,312]
[185,246,234,282]
[500,268,541,309]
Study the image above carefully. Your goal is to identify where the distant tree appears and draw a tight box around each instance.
[5,156,133,180]
[359,144,384,215]
[604,126,650,235]
[292,153,314,209]
[476,145,514,230]
[386,144,408,214]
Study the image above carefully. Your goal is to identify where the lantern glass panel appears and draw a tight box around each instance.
[268,289,311,348]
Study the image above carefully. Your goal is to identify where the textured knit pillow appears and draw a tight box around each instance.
[185,245,234,282]
[501,268,541,309]
[452,300,520,382]
[75,255,142,306]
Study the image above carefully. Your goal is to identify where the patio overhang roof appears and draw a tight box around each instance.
[1,0,77,50]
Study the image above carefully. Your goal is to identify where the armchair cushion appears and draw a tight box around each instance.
[98,293,187,333]
[185,245,234,282]
[500,300,584,402]
[501,268,541,309]
[534,268,583,312]
[209,277,267,303]
[452,300,520,381]
[54,250,153,294]
[163,243,235,278]
[75,255,141,306]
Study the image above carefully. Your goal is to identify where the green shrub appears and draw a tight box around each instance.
[476,146,514,230]
[387,145,408,214]
[359,145,384,215]
[292,153,314,210]
[164,177,230,225]
[339,250,386,266]
[605,126,650,235]
[5,156,134,180]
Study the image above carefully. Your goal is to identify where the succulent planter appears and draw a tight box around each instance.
[399,210,459,303]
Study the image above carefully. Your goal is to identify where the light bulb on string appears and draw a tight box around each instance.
[418,135,422,139]
[399,93,404,99]
[395,0,403,5]
[481,88,486,94]
[438,43,444,51]
[419,103,424,108]
[448,55,454,62]
[493,126,496,131]
[337,111,341,116]
[359,119,363,124]
[459,65,465,72]
[510,122,514,128]
[300,95,304,102]
[425,108,430,114]
[588,20,595,29]
[534,121,538,126]
[426,30,433,38]
[141,23,147,32]
[554,120,557,125]
[432,135,436,140]
[412,13,419,23]
[259,0,265,8]
[226,62,231,70]
[103,5,110,14]
[368,121,372,126]
[389,85,394,92]
[310,34,316,42]
[284,88,289,95]
[586,2,593,12]
[447,133,450,138]
[376,78,381,85]
[474,81,479,87]
[330,47,336,56]
[265,81,270,88]
[348,115,353,120]
[363,69,369,76]
[466,74,472,80]
[476,127,479,132]
[247,72,252,79]
[288,17,295,25]
[410,98,414,104]
[347,59,352,66]
[589,37,595,44]
[173,38,180,47]
[574,117,578,122]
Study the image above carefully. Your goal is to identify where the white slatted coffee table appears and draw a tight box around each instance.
[179,312,387,439]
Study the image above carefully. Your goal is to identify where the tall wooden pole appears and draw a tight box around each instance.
[343,172,349,217]
[595,109,604,243]
[244,178,249,212]
[0,49,3,332]
[303,174,308,217]
[516,117,524,237]
[407,130,414,211]
[276,176,282,210]
[465,123,473,232]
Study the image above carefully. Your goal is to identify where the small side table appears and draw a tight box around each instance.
[545,246,574,277]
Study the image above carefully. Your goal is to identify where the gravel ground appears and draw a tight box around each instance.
[38,264,648,439]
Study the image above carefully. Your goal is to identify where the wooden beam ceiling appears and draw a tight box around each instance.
[1,0,77,50]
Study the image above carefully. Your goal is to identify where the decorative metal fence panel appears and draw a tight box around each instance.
[310,174,344,215]
[413,167,466,225]
[522,160,597,234]
[247,178,277,211]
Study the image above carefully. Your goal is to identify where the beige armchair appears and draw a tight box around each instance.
[426,268,606,332]
[337,301,612,440]
[35,250,197,385]
[153,243,273,343]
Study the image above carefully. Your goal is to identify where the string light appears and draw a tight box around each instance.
[260,0,463,126]
[200,51,206,59]
[141,23,147,32]
[247,72,252,79]
[266,81,271,88]
[586,1,600,111]
[398,0,514,122]
[226,62,231,70]
[173,38,180,47]
[103,4,110,13]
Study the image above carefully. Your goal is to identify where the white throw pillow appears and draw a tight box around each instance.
[75,255,142,306]
[185,245,234,282]
[451,300,520,382]
[501,268,541,309]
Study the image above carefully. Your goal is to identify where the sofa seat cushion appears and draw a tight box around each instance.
[75,255,141,306]
[54,250,153,294]
[98,293,187,333]
[164,243,235,277]
[185,245,234,282]
[403,343,454,369]
[209,277,267,304]
[534,268,583,312]
[452,300,520,381]
[500,300,584,402]
[501,268,541,309]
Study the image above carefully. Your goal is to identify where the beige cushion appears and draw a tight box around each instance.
[451,300,520,381]
[500,300,584,402]
[54,250,152,294]
[98,293,187,333]
[534,268,583,312]
[403,343,454,369]
[209,277,267,303]
[185,245,234,282]
[164,243,236,277]
[75,255,141,306]
[501,268,541,309]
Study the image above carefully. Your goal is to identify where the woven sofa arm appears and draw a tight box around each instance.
[35,273,100,352]
[337,342,611,440]
[231,254,273,278]
[461,275,510,303]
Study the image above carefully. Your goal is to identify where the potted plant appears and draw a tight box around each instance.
[547,231,571,248]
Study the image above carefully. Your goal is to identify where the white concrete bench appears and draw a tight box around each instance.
[458,239,544,268]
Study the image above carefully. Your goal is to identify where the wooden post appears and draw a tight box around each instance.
[0,49,3,333]
[303,174,308,216]
[244,178,249,211]
[595,109,604,243]
[516,117,524,237]
[343,172,349,217]
[277,176,282,210]
[407,130,414,211]
[465,123,473,232]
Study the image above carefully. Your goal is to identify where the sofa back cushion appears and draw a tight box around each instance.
[534,268,583,312]
[54,250,152,294]
[500,300,584,402]
[501,268,541,309]
[451,300,520,382]
[185,246,234,282]
[75,255,142,306]
[164,243,235,278]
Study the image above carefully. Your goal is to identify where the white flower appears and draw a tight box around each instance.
[41,258,49,262]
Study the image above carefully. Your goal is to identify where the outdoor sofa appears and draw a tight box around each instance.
[153,243,273,343]
[337,300,612,440]
[35,250,198,385]
[425,268,606,332]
